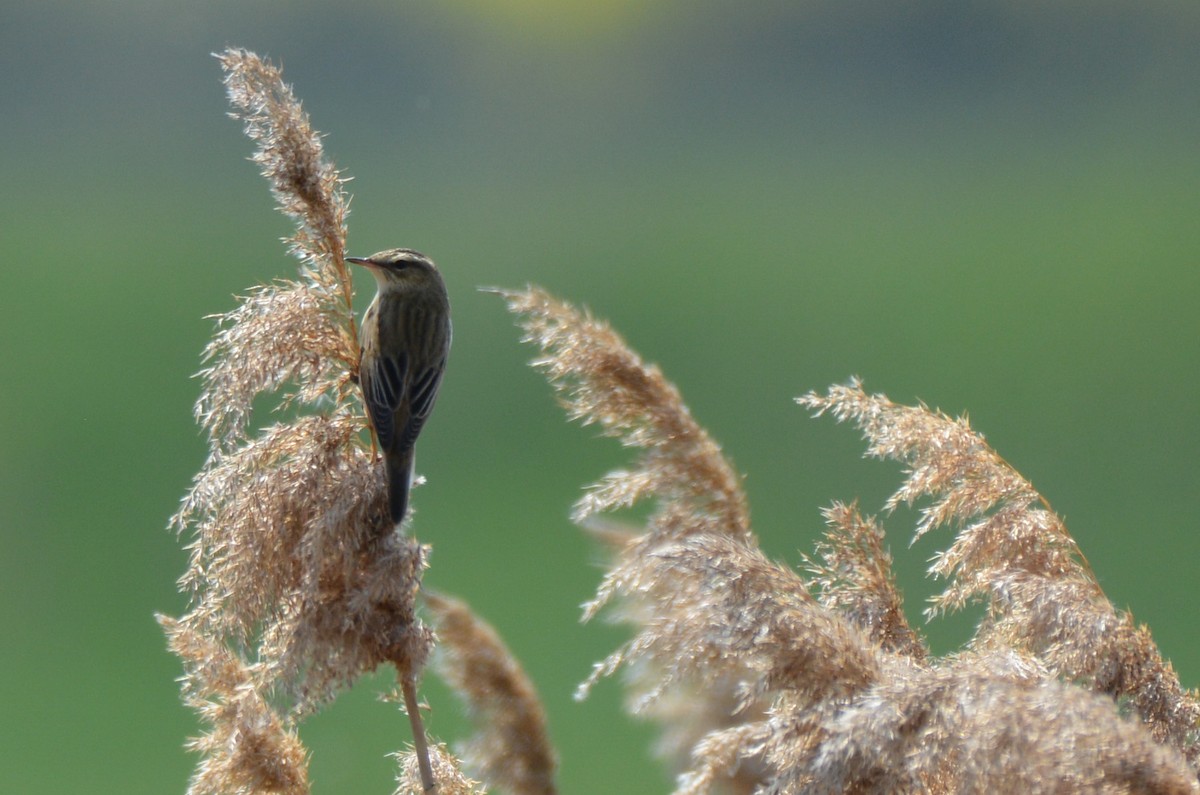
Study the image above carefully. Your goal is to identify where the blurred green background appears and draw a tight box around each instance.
[3,1,1199,792]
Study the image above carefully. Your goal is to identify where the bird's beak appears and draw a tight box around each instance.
[344,256,370,266]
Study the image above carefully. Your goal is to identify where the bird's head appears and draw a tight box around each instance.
[345,248,440,288]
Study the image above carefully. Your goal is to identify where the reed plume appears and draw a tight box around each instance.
[427,592,559,795]
[163,48,436,794]
[800,378,1200,765]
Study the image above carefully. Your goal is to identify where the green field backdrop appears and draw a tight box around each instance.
[3,2,1199,793]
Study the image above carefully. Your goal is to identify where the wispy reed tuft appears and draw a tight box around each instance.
[199,49,358,451]
[159,616,310,795]
[804,501,927,660]
[494,287,750,611]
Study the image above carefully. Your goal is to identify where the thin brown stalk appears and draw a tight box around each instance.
[401,673,437,794]
[394,745,485,795]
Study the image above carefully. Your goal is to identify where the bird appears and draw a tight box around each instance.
[346,248,451,526]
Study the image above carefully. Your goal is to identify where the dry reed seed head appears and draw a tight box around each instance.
[806,502,927,661]
[577,515,642,552]
[213,49,359,442]
[272,531,434,712]
[173,415,432,709]
[801,379,1200,772]
[979,571,1200,764]
[159,616,311,795]
[426,592,558,795]
[798,379,1083,569]
[734,656,1199,795]
[498,286,750,543]
[164,45,447,795]
[674,721,774,795]
[174,413,383,644]
[636,671,771,794]
[501,286,755,664]
[217,49,349,285]
[196,283,359,450]
[928,504,1088,600]
[575,517,734,735]
[581,533,883,708]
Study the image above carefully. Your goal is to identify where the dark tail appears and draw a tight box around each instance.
[385,446,415,526]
